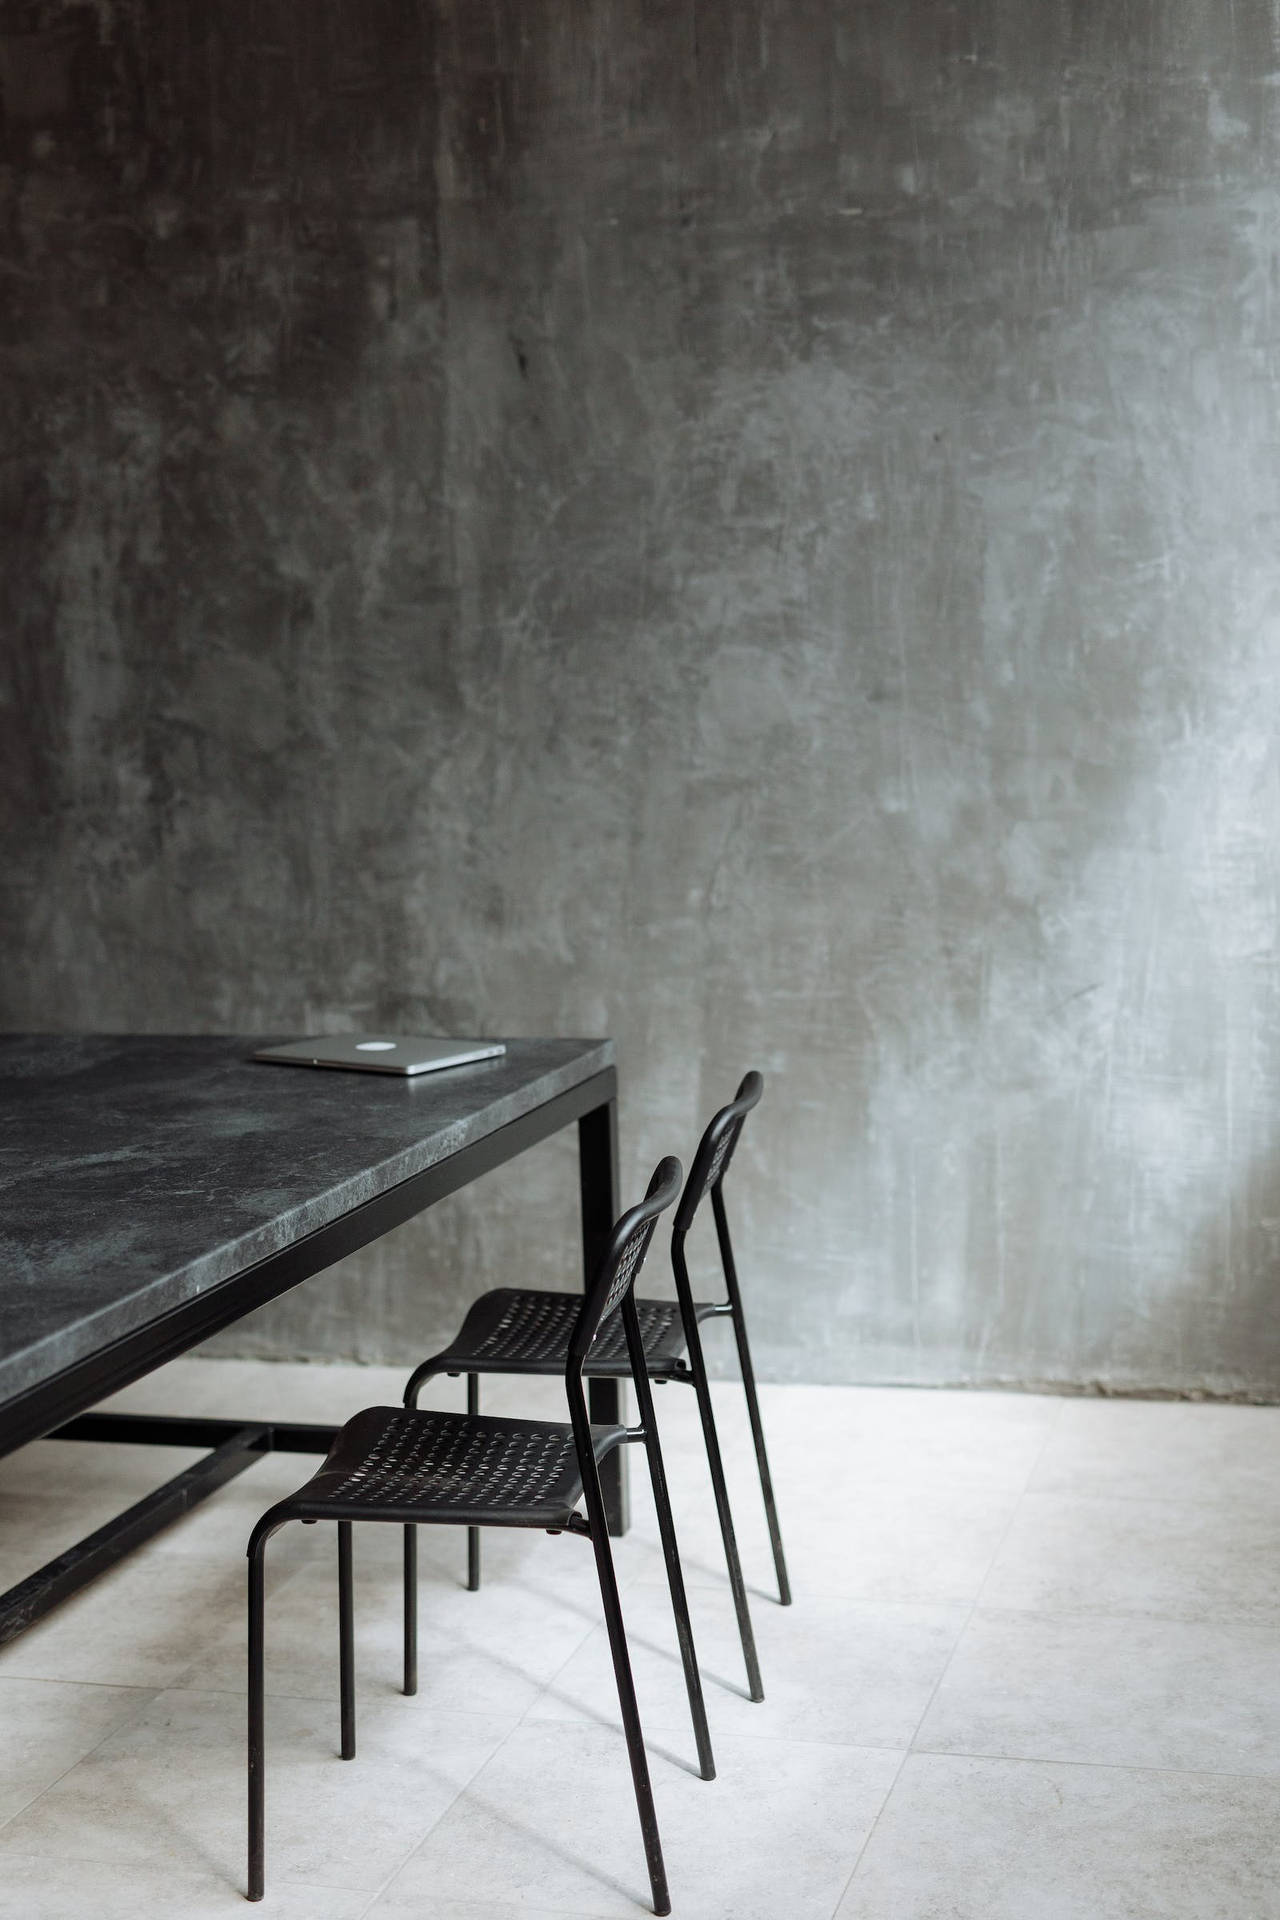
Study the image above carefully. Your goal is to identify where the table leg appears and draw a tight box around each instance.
[0,1421,273,1647]
[579,1094,627,1534]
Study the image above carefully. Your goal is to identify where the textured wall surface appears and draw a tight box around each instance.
[5,2,1280,1391]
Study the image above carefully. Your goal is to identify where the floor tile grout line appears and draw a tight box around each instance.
[0,1670,161,1694]
[0,1479,564,1909]
[0,1687,531,1909]
[495,1495,698,1740]
[824,1744,913,1919]
[916,1397,1062,1731]
[509,1549,628,1737]
[825,1392,1070,1916]
[347,1720,517,1920]
[906,1744,1280,1784]
[0,1680,164,1842]
[892,1597,1280,1632]
[822,1604,980,1906]
[341,1520,625,1911]
[961,1390,1069,1622]
[984,1486,1280,1515]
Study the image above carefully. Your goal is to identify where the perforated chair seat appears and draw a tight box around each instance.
[433,1287,719,1379]
[267,1406,628,1531]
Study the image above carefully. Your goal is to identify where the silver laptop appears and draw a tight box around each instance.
[252,1036,507,1077]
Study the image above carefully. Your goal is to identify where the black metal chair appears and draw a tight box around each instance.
[403,1072,789,1709]
[246,1157,711,1916]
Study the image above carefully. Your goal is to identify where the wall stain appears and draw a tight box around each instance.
[5,1,1280,1393]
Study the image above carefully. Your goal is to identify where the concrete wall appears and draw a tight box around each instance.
[5,1,1280,1392]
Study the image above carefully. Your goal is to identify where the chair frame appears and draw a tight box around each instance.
[672,1071,790,1613]
[245,1157,710,1916]
[403,1073,789,1708]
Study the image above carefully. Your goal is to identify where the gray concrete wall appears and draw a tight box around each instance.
[5,1,1280,1392]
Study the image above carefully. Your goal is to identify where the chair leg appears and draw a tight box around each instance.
[247,1538,268,1902]
[685,1346,764,1701]
[729,1308,792,1605]
[641,1421,718,1773]
[466,1374,481,1592]
[402,1359,446,1627]
[338,1522,355,1760]
[403,1523,418,1696]
[584,1517,672,1916]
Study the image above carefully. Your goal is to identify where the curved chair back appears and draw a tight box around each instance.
[672,1071,762,1237]
[568,1155,683,1380]
[665,1069,790,1614]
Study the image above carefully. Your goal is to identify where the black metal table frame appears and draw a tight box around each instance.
[0,1067,620,1648]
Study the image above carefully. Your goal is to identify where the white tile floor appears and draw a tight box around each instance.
[1,1361,1279,1917]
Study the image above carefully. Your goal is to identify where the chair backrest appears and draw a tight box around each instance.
[567,1155,683,1381]
[672,1071,763,1237]
[562,1156,681,1546]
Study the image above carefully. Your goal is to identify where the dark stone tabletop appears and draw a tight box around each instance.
[0,1034,613,1408]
